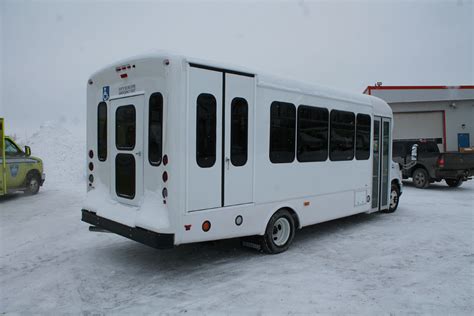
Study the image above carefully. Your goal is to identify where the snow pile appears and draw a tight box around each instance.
[17,121,86,192]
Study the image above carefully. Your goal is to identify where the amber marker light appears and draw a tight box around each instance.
[202,221,211,232]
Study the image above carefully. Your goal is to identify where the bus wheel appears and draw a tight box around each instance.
[446,178,463,188]
[383,183,400,213]
[412,168,429,189]
[261,209,295,254]
[25,173,41,195]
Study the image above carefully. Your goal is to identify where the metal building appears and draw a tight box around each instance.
[364,85,474,152]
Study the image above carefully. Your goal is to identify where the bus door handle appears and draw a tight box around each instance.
[135,151,142,157]
[225,157,230,170]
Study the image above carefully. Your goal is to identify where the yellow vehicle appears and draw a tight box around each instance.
[0,118,45,196]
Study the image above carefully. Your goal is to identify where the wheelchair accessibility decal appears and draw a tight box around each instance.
[102,86,110,101]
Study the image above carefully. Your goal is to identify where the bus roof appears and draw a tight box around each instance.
[90,51,392,117]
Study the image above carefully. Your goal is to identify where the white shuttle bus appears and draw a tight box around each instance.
[82,52,402,253]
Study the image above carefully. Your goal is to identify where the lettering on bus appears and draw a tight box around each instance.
[119,84,136,95]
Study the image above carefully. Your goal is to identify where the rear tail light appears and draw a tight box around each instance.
[89,162,94,171]
[89,174,94,183]
[437,155,445,168]
[162,171,168,182]
[89,150,94,159]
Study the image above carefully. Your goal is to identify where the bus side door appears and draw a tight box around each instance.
[0,118,5,195]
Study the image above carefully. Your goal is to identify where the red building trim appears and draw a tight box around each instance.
[364,85,474,95]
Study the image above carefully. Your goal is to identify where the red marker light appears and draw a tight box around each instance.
[437,156,445,168]
[120,73,128,79]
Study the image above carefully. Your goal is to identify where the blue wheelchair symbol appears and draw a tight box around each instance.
[102,86,110,101]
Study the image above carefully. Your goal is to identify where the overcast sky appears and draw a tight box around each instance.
[1,0,473,135]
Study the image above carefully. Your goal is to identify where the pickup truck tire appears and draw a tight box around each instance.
[446,178,463,188]
[25,172,41,195]
[412,168,429,189]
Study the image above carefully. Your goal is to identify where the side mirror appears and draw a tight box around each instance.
[25,146,31,157]
[411,144,418,161]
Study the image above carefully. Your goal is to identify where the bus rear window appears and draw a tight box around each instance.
[115,105,136,150]
[149,93,163,166]
[97,102,107,161]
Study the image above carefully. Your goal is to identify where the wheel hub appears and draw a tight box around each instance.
[272,218,291,246]
[390,190,398,209]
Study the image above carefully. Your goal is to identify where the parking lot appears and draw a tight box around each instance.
[1,179,472,314]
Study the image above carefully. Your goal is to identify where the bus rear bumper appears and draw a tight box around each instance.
[81,209,174,249]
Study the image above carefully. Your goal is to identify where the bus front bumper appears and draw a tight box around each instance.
[81,209,174,249]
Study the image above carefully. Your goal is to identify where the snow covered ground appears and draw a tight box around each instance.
[1,124,473,314]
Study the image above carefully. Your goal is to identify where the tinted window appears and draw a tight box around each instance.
[270,102,296,163]
[419,142,439,154]
[330,110,355,161]
[196,94,216,168]
[356,114,371,160]
[5,139,22,156]
[115,154,135,199]
[231,98,248,167]
[381,121,390,205]
[392,142,405,158]
[297,105,329,162]
[149,93,163,166]
[116,105,136,150]
[97,102,107,161]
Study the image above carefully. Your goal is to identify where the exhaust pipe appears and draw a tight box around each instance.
[89,226,111,233]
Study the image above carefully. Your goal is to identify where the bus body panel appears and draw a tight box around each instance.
[83,52,398,248]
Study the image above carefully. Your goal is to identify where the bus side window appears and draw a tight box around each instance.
[329,110,355,161]
[230,98,248,167]
[355,114,371,160]
[97,102,107,161]
[149,92,163,166]
[297,105,329,162]
[270,101,296,163]
[196,93,217,168]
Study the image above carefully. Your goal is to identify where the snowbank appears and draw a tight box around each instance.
[17,121,86,192]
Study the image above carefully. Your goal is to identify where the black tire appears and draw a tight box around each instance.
[412,168,429,189]
[383,183,400,213]
[25,172,41,195]
[261,209,295,254]
[446,178,463,188]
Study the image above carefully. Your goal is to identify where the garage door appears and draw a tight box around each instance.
[393,112,444,151]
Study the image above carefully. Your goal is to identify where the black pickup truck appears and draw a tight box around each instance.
[393,140,474,188]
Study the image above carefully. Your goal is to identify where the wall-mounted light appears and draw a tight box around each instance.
[450,102,456,109]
